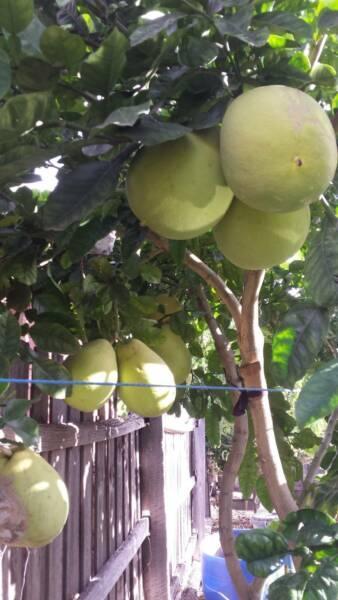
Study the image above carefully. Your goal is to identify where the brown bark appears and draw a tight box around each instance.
[239,272,298,518]
[197,287,263,600]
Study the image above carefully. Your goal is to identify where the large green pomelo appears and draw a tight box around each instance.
[148,325,192,383]
[127,129,233,240]
[64,339,117,412]
[213,199,310,270]
[220,85,337,213]
[0,448,69,547]
[116,339,176,417]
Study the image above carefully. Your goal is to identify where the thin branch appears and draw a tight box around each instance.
[197,286,251,598]
[147,230,242,330]
[299,407,338,506]
[310,34,328,69]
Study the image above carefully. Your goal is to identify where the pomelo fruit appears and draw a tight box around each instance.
[213,199,310,270]
[311,63,337,87]
[0,448,69,547]
[148,325,192,383]
[220,85,337,213]
[116,339,176,417]
[64,339,117,412]
[127,129,233,240]
[150,294,182,322]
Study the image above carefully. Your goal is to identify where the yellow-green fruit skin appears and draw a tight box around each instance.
[213,199,310,270]
[220,85,337,213]
[127,129,233,240]
[64,339,117,412]
[148,326,192,383]
[0,448,69,547]
[150,294,182,322]
[116,339,176,417]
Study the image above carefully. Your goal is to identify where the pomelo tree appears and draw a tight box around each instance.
[0,0,337,597]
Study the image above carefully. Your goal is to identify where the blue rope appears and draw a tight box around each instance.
[0,377,298,393]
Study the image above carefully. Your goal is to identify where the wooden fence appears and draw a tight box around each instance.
[0,364,206,600]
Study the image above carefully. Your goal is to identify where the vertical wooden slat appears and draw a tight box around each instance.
[130,432,139,600]
[95,406,108,593]
[123,434,131,599]
[115,436,124,599]
[64,407,81,599]
[135,431,144,600]
[139,417,170,600]
[192,420,206,557]
[80,412,94,591]
[47,396,68,600]
[107,401,116,600]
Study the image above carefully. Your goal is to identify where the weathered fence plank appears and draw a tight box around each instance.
[192,419,206,556]
[79,518,149,600]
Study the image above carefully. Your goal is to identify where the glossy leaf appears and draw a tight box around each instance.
[0,49,11,99]
[318,9,338,32]
[7,416,39,445]
[96,102,151,129]
[253,12,312,40]
[235,528,288,577]
[269,571,308,599]
[0,92,55,140]
[0,312,20,359]
[32,357,71,398]
[239,431,258,499]
[4,398,31,421]
[40,25,86,69]
[123,115,190,145]
[295,360,338,427]
[272,305,329,387]
[304,218,338,308]
[130,13,183,47]
[30,322,80,355]
[43,147,134,231]
[255,475,273,512]
[81,28,128,94]
[0,0,34,34]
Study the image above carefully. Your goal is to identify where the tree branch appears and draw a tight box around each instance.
[147,230,242,330]
[197,286,251,599]
[299,407,338,506]
[240,272,298,519]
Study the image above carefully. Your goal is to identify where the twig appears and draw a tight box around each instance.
[310,34,328,69]
[147,230,242,330]
[299,407,338,506]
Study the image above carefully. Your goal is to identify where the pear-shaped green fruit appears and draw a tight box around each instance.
[116,339,176,417]
[64,339,117,412]
[127,129,233,240]
[220,85,337,213]
[213,199,310,270]
[148,325,192,383]
[149,294,182,322]
[0,448,69,547]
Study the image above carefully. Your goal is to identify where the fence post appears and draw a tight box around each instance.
[139,417,170,600]
[192,419,206,555]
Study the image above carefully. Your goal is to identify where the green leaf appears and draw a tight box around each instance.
[81,28,128,95]
[318,9,338,32]
[7,416,39,446]
[256,475,273,512]
[124,115,190,145]
[140,263,162,284]
[30,322,80,355]
[0,312,20,359]
[269,571,308,599]
[130,13,183,47]
[43,147,134,231]
[295,360,338,427]
[253,12,312,40]
[239,434,258,499]
[272,305,329,387]
[292,428,321,449]
[0,144,64,188]
[215,8,269,47]
[40,25,86,69]
[169,240,187,264]
[303,558,338,598]
[0,355,10,396]
[96,101,151,128]
[15,57,59,91]
[32,357,71,399]
[304,218,338,308]
[282,509,335,543]
[6,252,37,285]
[205,407,221,447]
[0,49,11,99]
[235,528,288,577]
[0,92,55,140]
[178,37,219,68]
[4,398,31,421]
[66,217,116,263]
[0,0,34,34]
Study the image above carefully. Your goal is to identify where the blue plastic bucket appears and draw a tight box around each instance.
[202,530,293,600]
